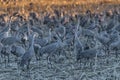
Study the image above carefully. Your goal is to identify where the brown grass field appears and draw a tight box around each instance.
[0,0,120,15]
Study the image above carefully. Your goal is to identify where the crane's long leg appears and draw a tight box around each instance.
[26,61,31,77]
[47,54,53,69]
[7,55,10,66]
[5,56,7,68]
[94,53,98,72]
[115,49,118,58]
[17,60,21,80]
[0,54,4,64]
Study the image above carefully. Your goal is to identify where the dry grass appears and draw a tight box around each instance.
[0,0,120,6]
[0,0,120,14]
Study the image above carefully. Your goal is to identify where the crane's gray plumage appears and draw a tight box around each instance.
[34,29,52,47]
[11,44,25,57]
[77,43,102,61]
[81,28,95,37]
[31,27,43,36]
[39,39,65,56]
[1,36,21,46]
[1,46,11,67]
[109,35,120,57]
[74,30,83,59]
[55,23,66,39]
[20,32,36,70]
[95,31,110,45]
[73,19,84,60]
[34,44,41,60]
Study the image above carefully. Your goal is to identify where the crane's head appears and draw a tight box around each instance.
[11,44,16,53]
[33,32,38,38]
[28,31,38,38]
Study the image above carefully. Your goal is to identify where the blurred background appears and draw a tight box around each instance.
[0,0,120,15]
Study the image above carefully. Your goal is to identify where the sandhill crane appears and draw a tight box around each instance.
[34,28,52,47]
[87,20,99,30]
[11,44,25,59]
[29,12,38,21]
[77,45,100,61]
[95,31,110,55]
[20,33,28,48]
[54,9,61,18]
[18,23,28,34]
[10,21,19,36]
[43,13,51,25]
[109,30,119,44]
[31,27,43,37]
[74,33,84,60]
[33,44,41,60]
[20,32,36,71]
[39,36,67,68]
[79,16,88,27]
[73,18,83,58]
[1,32,21,46]
[77,42,102,69]
[0,23,11,41]
[0,24,10,33]
[115,24,120,32]
[63,37,74,51]
[11,44,25,74]
[109,35,120,58]
[1,46,11,67]
[39,39,65,56]
[106,20,115,31]
[0,43,3,62]
[55,23,66,40]
[81,28,95,37]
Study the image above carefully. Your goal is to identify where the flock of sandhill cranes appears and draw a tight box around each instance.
[0,9,120,75]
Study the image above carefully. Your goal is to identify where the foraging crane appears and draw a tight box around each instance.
[11,44,25,60]
[1,32,21,46]
[77,42,102,69]
[76,44,101,61]
[38,35,67,67]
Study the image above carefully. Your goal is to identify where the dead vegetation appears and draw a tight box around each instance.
[0,0,120,15]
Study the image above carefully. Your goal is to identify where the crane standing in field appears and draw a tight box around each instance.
[73,18,84,61]
[1,46,11,67]
[38,34,66,68]
[20,32,36,73]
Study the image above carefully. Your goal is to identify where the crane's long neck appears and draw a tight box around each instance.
[48,29,52,42]
[30,35,35,49]
[27,23,31,36]
[16,31,19,38]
